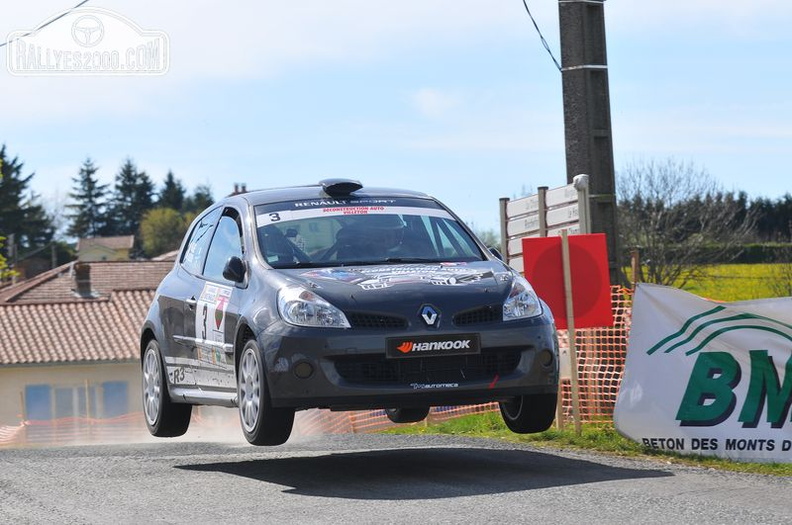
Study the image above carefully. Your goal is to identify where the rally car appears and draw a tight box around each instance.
[140,179,559,445]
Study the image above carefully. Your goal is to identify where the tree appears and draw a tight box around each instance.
[158,170,186,211]
[139,208,191,257]
[66,158,110,238]
[0,145,54,255]
[107,158,155,236]
[472,227,499,249]
[183,184,214,214]
[0,236,18,281]
[617,158,755,287]
[751,194,792,242]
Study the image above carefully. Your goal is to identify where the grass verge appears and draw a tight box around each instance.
[383,412,792,477]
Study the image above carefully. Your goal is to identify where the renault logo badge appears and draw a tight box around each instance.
[420,305,440,327]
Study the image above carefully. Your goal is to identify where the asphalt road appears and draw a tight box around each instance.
[0,434,789,524]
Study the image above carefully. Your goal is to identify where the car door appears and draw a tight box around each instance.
[162,206,223,390]
[190,208,245,394]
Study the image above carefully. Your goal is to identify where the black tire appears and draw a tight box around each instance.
[141,339,192,437]
[237,339,295,446]
[499,393,557,434]
[385,407,431,424]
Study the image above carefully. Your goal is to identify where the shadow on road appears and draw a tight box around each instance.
[177,445,672,500]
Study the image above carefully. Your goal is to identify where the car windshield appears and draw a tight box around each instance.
[254,197,485,269]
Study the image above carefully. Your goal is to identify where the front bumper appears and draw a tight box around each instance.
[258,319,559,410]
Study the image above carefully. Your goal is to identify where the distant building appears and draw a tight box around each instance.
[0,259,173,445]
[76,235,135,262]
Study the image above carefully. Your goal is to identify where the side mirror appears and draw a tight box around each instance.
[223,256,246,283]
[488,247,504,261]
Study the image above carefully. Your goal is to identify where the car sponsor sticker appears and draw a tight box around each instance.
[386,333,480,359]
[194,282,232,353]
[302,265,494,291]
[256,205,453,226]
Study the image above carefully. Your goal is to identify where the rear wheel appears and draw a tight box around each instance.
[142,339,192,437]
[499,393,556,434]
[238,339,295,446]
[385,407,431,424]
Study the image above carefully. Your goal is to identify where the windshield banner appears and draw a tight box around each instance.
[614,283,792,463]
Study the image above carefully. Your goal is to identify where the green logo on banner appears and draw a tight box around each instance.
[646,305,792,356]
[644,305,792,428]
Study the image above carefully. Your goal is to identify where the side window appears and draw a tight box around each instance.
[203,212,243,283]
[181,207,222,275]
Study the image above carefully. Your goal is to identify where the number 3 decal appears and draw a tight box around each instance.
[201,303,208,339]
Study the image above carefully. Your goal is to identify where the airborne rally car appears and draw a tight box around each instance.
[140,179,559,445]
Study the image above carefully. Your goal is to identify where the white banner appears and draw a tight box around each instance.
[614,284,792,463]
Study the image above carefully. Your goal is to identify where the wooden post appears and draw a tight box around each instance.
[561,229,582,435]
[631,249,641,286]
[499,197,510,260]
[537,187,548,237]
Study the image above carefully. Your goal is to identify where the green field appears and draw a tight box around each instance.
[675,264,790,302]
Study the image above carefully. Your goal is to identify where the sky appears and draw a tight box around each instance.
[1,1,790,234]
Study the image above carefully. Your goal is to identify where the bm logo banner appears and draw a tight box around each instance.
[614,284,792,463]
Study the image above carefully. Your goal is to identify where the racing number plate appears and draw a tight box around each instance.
[386,334,481,359]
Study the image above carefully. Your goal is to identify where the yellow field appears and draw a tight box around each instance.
[679,264,789,302]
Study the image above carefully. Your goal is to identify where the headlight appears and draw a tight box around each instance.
[277,286,350,329]
[503,275,542,321]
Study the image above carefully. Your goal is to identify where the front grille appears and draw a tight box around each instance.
[333,349,523,385]
[453,305,501,326]
[346,312,408,330]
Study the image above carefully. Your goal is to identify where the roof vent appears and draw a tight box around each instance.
[320,178,363,197]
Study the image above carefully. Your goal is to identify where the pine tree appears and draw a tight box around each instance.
[66,158,110,238]
[184,184,214,213]
[0,145,54,256]
[108,158,155,236]
[158,170,186,211]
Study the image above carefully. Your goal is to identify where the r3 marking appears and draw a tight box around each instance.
[170,367,187,384]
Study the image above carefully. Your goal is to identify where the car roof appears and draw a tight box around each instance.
[218,180,435,208]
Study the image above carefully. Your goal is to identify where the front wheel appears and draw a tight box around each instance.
[142,339,192,437]
[499,393,557,434]
[237,340,295,446]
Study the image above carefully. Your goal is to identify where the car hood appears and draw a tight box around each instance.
[276,261,517,318]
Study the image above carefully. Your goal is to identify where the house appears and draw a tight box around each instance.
[76,235,135,262]
[0,259,173,445]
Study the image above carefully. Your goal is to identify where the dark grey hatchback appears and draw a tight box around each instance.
[141,179,559,445]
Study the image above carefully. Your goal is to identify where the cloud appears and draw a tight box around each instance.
[410,88,462,119]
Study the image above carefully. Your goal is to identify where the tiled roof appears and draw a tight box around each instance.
[0,260,173,304]
[0,259,175,366]
[77,235,135,251]
[0,289,153,365]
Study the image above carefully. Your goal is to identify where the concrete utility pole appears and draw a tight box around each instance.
[559,0,620,284]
